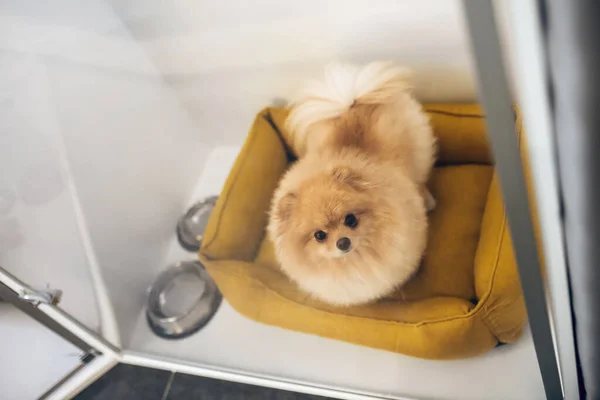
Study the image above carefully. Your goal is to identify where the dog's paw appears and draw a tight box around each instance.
[422,188,436,212]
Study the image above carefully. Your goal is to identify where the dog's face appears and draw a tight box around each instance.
[272,166,382,265]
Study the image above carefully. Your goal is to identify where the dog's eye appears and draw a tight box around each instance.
[344,213,358,228]
[314,230,327,242]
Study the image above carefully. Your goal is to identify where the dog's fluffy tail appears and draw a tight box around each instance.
[285,61,412,156]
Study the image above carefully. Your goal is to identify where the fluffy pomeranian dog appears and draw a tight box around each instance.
[267,62,436,306]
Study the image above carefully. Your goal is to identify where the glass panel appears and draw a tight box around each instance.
[1,1,549,399]
[0,300,84,399]
[0,50,100,332]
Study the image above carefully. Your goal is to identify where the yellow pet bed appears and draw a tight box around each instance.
[198,103,528,360]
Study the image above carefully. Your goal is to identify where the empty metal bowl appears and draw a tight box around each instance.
[176,196,218,252]
[146,260,222,339]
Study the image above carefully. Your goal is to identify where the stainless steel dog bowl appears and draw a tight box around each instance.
[146,260,222,339]
[176,196,218,252]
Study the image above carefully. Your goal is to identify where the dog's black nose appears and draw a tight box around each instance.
[336,237,351,252]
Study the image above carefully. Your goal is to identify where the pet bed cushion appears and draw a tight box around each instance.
[199,104,529,360]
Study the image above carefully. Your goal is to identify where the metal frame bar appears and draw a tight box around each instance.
[0,267,123,399]
[43,353,119,400]
[462,1,563,399]
[503,0,580,398]
[0,266,120,357]
[0,282,93,353]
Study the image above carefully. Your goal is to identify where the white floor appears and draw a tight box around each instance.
[125,146,546,400]
[0,302,83,400]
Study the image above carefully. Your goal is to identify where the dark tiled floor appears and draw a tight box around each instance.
[76,364,332,400]
[75,364,170,400]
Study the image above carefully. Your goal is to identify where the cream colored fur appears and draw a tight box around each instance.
[268,61,436,306]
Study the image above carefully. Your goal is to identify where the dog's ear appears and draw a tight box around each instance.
[332,166,369,191]
[273,192,297,223]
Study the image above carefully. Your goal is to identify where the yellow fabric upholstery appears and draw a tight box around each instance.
[202,111,289,262]
[199,104,528,359]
